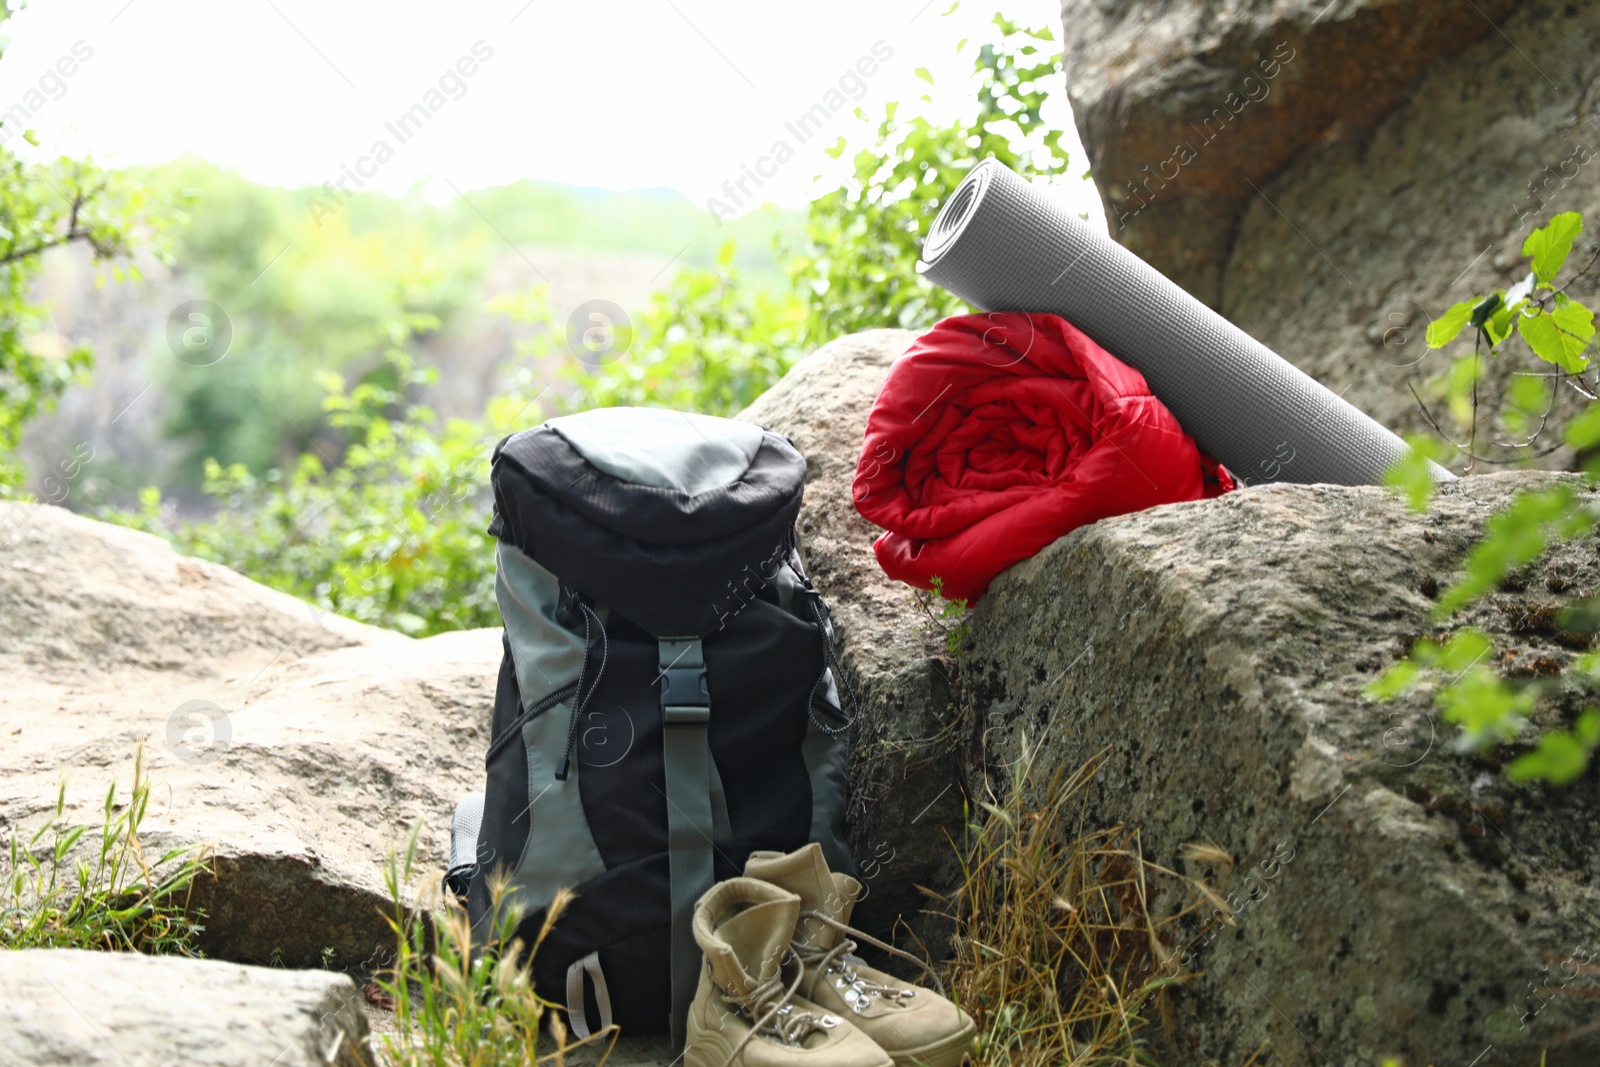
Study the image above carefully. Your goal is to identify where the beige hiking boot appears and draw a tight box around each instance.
[744,845,977,1067]
[686,877,893,1067]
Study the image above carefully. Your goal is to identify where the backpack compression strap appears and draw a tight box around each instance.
[658,636,714,1046]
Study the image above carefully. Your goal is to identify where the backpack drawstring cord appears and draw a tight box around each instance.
[555,601,607,780]
[806,597,859,737]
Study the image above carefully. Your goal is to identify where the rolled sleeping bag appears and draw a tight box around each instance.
[917,159,1452,487]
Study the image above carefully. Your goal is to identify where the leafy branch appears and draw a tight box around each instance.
[1418,212,1598,468]
[1377,212,1600,786]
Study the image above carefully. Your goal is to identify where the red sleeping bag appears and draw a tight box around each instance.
[852,312,1233,603]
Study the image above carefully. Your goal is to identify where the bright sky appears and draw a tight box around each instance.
[0,0,1104,225]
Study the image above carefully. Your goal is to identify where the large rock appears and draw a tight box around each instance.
[0,503,496,969]
[1062,0,1524,305]
[739,330,969,940]
[1062,0,1599,465]
[967,470,1600,1066]
[1222,0,1600,471]
[0,949,373,1066]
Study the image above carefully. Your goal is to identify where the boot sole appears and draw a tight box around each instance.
[885,1019,978,1067]
[686,1022,897,1067]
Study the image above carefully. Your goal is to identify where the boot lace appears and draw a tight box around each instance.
[720,949,842,1066]
[794,911,948,1006]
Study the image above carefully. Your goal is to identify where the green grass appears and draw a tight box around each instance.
[0,741,210,954]
[375,826,616,1067]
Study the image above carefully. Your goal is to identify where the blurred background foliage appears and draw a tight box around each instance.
[0,153,165,491]
[141,156,800,483]
[24,10,1067,636]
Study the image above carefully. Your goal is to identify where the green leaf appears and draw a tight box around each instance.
[1518,310,1590,373]
[1551,299,1595,344]
[52,825,86,863]
[824,136,848,160]
[1469,293,1502,329]
[1426,301,1475,348]
[1507,722,1595,785]
[1439,664,1533,750]
[1522,210,1583,283]
[1577,709,1600,747]
[914,67,934,85]
[1438,629,1494,674]
[1437,484,1588,615]
[1567,402,1600,450]
[1364,660,1419,700]
[1485,304,1515,347]
[1383,434,1447,511]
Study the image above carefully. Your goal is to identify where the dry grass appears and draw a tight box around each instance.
[933,736,1216,1067]
[375,827,617,1067]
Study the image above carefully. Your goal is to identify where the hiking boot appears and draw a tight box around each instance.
[745,845,977,1067]
[686,877,892,1067]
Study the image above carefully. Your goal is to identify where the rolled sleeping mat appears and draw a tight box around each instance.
[918,159,1452,486]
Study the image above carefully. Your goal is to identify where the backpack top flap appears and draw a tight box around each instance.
[489,407,806,637]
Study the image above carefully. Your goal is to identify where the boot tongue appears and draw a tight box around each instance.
[714,898,798,998]
[745,844,859,950]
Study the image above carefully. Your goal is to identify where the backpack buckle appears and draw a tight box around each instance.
[661,667,710,724]
[659,638,709,726]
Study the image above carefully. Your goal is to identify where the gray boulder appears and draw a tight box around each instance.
[0,949,373,1066]
[1061,0,1524,305]
[0,503,496,969]
[968,470,1600,1066]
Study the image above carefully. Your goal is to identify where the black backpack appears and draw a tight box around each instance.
[454,406,857,1044]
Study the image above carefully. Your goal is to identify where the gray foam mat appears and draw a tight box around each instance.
[918,159,1449,487]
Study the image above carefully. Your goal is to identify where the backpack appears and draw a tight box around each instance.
[453,406,857,1044]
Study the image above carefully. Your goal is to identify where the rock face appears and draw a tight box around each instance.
[0,949,373,1066]
[1061,0,1599,467]
[739,329,969,940]
[967,470,1600,1066]
[1061,0,1524,304]
[0,503,497,969]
